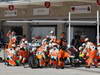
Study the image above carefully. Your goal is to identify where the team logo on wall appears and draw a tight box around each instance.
[97,0,100,5]
[44,1,51,8]
[8,5,15,11]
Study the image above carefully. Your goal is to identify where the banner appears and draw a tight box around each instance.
[4,10,17,17]
[71,5,91,14]
[33,8,49,16]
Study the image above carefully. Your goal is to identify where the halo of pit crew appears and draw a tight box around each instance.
[2,30,100,69]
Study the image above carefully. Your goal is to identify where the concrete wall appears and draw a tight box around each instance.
[0,2,99,19]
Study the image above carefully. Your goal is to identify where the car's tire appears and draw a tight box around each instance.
[28,55,39,68]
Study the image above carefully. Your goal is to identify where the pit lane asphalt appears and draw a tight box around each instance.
[0,63,100,75]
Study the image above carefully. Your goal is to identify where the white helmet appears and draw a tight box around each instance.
[50,30,54,34]
[12,44,16,47]
[25,41,28,44]
[84,38,89,42]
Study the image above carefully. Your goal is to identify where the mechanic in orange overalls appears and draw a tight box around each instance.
[83,38,97,68]
[57,32,70,68]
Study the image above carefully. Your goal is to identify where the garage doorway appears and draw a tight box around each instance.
[11,26,23,36]
[73,26,96,42]
[31,25,57,39]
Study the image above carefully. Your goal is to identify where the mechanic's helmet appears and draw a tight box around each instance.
[12,44,16,47]
[24,41,28,44]
[84,38,89,42]
[50,30,54,34]
[82,43,85,47]
[32,37,35,40]
[46,35,49,38]
[12,31,16,35]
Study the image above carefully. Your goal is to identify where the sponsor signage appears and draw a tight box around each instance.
[4,10,17,17]
[33,8,49,16]
[71,5,91,14]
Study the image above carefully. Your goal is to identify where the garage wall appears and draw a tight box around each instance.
[0,2,99,19]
